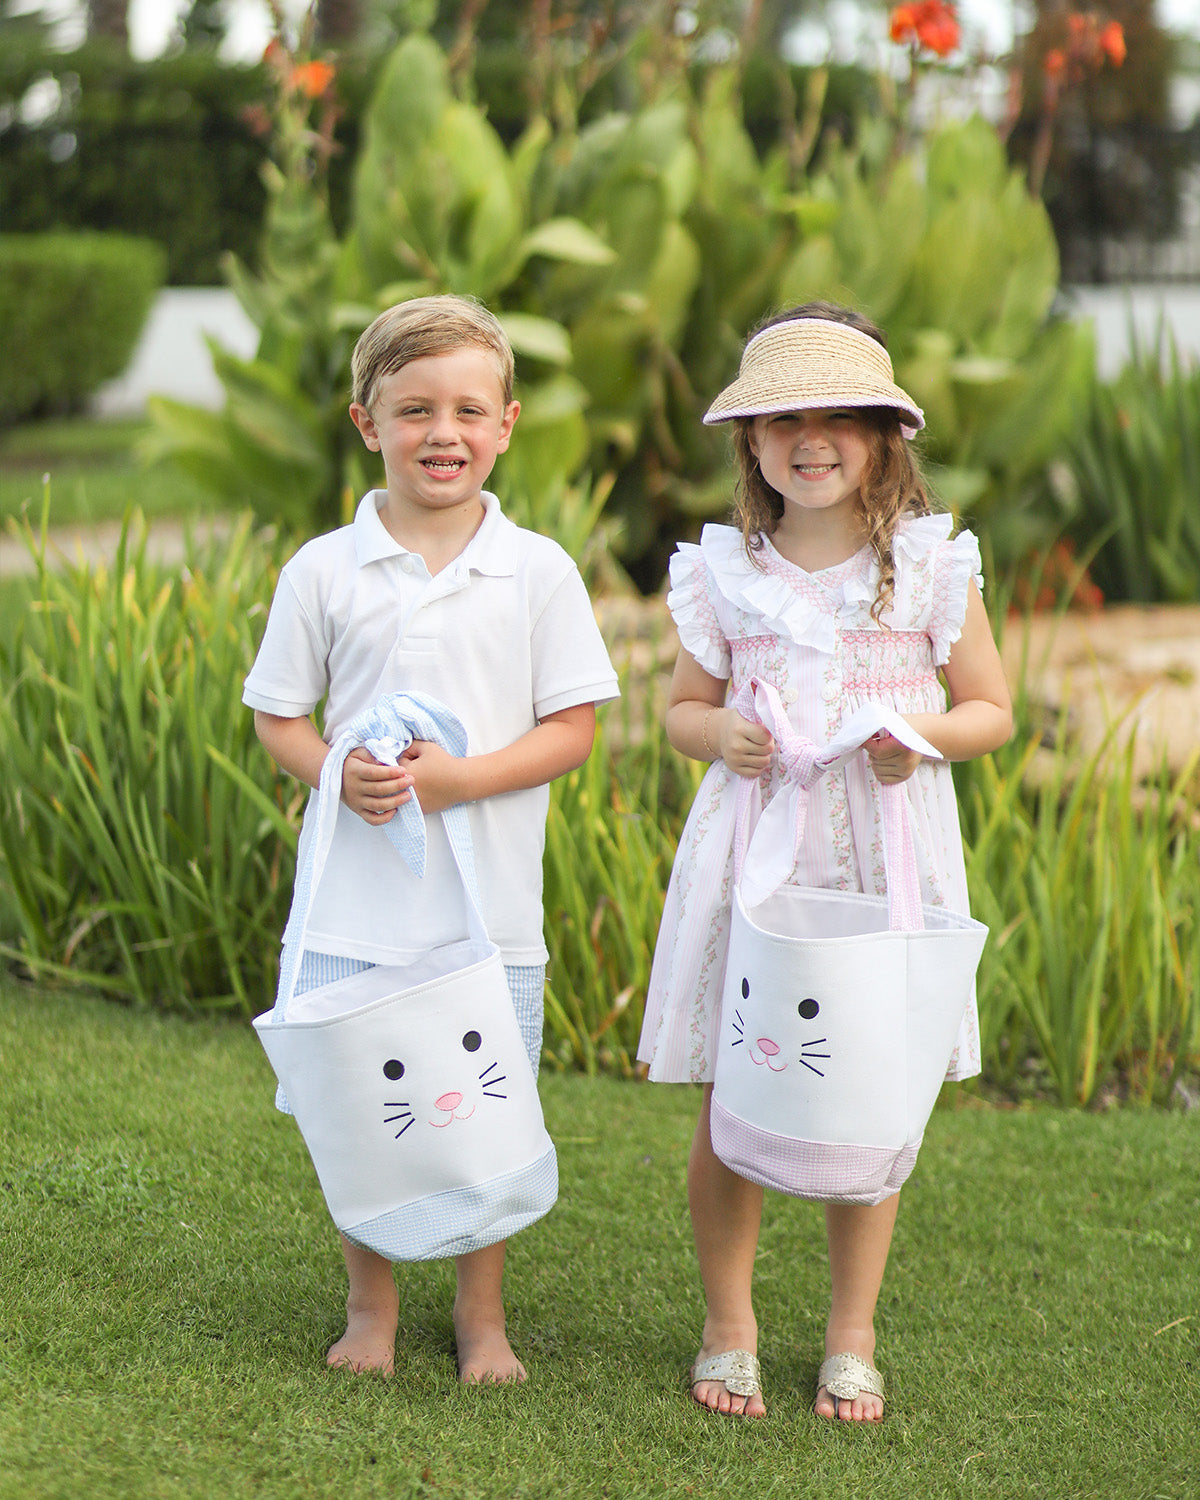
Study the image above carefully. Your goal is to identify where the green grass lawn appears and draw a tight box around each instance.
[1,977,1197,1500]
[0,416,215,528]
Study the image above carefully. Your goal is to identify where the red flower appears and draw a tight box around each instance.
[889,0,960,58]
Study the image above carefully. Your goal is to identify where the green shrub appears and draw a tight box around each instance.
[0,504,298,1010]
[148,27,1090,585]
[1059,330,1200,603]
[0,44,273,285]
[0,232,165,425]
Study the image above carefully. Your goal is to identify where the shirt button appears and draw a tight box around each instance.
[823,679,839,702]
[782,687,798,706]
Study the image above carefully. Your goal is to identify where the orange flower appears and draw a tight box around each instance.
[1043,47,1067,81]
[890,5,918,43]
[291,59,336,99]
[1099,20,1126,66]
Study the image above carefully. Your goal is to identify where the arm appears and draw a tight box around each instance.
[664,649,773,780]
[395,702,598,815]
[866,582,1013,784]
[253,710,412,824]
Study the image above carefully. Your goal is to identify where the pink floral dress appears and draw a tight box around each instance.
[638,513,984,1085]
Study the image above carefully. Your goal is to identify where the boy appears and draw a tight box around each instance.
[243,295,619,1381]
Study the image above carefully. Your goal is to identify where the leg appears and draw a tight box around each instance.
[454,1239,527,1383]
[814,1192,900,1422]
[327,1234,399,1375]
[688,1085,766,1417]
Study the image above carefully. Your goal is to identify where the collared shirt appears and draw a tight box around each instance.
[243,490,619,965]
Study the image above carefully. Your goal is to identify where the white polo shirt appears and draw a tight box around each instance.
[243,490,620,966]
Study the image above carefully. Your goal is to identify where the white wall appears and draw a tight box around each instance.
[93,287,258,416]
[94,282,1200,417]
[1062,284,1200,377]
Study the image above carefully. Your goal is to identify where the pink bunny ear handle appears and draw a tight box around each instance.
[729,677,927,931]
[729,677,822,897]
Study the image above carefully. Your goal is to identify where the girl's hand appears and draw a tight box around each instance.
[342,747,413,824]
[719,710,775,780]
[864,731,922,786]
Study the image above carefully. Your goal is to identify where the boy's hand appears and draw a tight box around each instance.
[865,731,922,785]
[341,747,413,824]
[398,740,468,815]
[721,711,774,780]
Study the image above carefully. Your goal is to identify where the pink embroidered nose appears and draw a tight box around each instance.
[435,1091,464,1113]
[756,1038,780,1056]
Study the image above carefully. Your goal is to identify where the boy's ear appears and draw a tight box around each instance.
[349,402,380,450]
[496,399,521,453]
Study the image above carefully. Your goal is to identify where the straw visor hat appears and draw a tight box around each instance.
[704,317,924,437]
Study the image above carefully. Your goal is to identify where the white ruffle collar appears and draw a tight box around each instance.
[697,514,954,652]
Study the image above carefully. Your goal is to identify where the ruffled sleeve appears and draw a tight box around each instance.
[927,527,983,666]
[666,538,732,679]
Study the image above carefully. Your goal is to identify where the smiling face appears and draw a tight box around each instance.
[349,345,520,535]
[748,407,872,527]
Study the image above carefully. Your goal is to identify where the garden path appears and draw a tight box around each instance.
[1007,605,1200,782]
[0,514,233,579]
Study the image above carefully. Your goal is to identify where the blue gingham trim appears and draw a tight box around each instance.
[343,1146,558,1261]
[274,956,545,1113]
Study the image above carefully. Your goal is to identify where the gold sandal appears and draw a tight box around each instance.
[816,1353,885,1417]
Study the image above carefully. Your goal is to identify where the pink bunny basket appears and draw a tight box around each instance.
[709,678,987,1206]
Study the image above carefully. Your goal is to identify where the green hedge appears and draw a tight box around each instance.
[0,232,165,424]
[0,44,274,285]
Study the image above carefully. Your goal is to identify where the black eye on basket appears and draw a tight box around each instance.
[741,978,750,1000]
[797,999,820,1020]
[383,1059,405,1081]
[462,1030,482,1053]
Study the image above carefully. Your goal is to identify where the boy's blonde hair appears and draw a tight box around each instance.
[728,301,934,623]
[350,294,515,413]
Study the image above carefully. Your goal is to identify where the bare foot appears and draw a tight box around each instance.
[691,1320,766,1418]
[454,1307,527,1384]
[326,1305,397,1376]
[814,1332,884,1423]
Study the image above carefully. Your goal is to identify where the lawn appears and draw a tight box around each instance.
[1,977,1196,1500]
[0,416,213,528]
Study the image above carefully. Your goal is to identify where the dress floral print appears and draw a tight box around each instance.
[638,513,984,1085]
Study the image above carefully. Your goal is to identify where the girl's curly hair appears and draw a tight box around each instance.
[729,302,934,622]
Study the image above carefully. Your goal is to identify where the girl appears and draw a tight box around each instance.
[638,302,1012,1422]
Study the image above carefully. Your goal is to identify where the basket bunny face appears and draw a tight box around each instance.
[729,976,831,1079]
[381,1021,515,1141]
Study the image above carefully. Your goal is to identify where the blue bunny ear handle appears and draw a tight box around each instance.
[272,691,484,1024]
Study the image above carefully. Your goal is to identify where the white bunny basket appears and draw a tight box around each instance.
[253,693,557,1262]
[710,678,988,1206]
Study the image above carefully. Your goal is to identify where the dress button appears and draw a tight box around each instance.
[823,679,839,702]
[782,687,798,706]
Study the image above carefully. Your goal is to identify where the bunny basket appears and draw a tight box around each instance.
[253,693,557,1262]
[709,678,988,1207]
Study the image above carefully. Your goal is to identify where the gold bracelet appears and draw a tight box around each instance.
[701,709,716,758]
